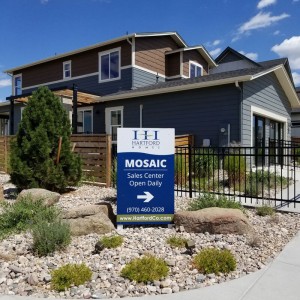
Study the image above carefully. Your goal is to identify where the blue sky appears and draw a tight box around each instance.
[0,0,300,101]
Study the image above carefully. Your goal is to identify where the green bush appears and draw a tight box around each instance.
[51,263,92,292]
[166,235,187,248]
[193,248,236,275]
[0,196,59,239]
[188,193,243,211]
[224,154,246,187]
[10,86,81,193]
[194,149,217,178]
[256,205,275,216]
[100,235,123,249]
[121,255,169,283]
[32,220,71,256]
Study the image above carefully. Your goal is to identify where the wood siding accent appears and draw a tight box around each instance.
[17,41,132,88]
[135,36,179,75]
[183,50,209,77]
[166,53,180,77]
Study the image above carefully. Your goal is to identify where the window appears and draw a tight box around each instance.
[63,61,71,79]
[105,106,123,142]
[77,108,93,133]
[99,48,120,82]
[189,62,203,78]
[13,74,22,96]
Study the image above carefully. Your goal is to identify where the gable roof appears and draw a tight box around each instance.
[4,32,188,74]
[95,63,300,109]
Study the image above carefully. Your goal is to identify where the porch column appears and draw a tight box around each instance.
[72,84,78,134]
[9,97,14,135]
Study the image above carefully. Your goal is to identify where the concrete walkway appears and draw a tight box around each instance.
[1,231,300,300]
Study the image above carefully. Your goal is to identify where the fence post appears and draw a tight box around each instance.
[188,144,193,198]
[106,135,112,188]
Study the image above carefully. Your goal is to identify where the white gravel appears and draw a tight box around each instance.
[0,173,300,299]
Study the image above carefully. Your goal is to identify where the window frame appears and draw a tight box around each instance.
[98,47,121,83]
[105,106,123,143]
[189,61,203,78]
[13,74,22,96]
[63,61,72,79]
[77,107,93,134]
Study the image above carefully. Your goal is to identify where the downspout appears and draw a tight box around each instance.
[235,81,243,145]
[72,84,78,134]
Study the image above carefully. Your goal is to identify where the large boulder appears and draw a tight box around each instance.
[16,188,60,206]
[174,207,252,235]
[63,203,115,236]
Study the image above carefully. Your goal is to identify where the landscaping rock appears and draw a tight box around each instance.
[16,188,60,206]
[173,207,252,234]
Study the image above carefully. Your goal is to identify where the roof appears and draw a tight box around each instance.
[95,63,300,109]
[4,32,187,74]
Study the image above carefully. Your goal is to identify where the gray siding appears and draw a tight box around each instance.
[93,84,241,147]
[242,73,292,146]
[210,60,257,74]
[132,67,165,89]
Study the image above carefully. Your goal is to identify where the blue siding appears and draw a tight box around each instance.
[132,67,165,89]
[242,73,292,146]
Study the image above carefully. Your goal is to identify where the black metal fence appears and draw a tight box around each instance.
[175,143,300,207]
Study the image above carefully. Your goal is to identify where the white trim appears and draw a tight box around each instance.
[250,105,288,147]
[98,47,121,83]
[63,60,72,80]
[105,106,123,143]
[12,73,22,96]
[189,61,203,78]
[167,75,189,80]
[134,65,166,78]
[77,106,93,134]
[132,37,136,67]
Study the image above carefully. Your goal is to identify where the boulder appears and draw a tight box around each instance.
[63,203,115,236]
[174,207,252,235]
[16,188,60,206]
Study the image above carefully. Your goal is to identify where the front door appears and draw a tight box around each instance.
[253,115,265,166]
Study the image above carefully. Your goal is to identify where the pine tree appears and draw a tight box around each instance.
[10,86,81,192]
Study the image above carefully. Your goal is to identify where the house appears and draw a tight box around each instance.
[291,87,300,138]
[1,32,299,148]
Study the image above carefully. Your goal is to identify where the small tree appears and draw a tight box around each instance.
[10,86,81,192]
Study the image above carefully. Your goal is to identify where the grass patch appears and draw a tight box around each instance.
[166,235,187,248]
[256,205,275,216]
[100,235,123,249]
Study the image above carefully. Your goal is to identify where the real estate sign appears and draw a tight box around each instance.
[117,128,175,224]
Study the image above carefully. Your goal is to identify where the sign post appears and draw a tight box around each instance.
[117,128,175,225]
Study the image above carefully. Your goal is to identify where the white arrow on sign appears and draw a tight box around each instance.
[137,191,154,203]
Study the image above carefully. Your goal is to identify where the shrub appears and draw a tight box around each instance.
[0,196,59,239]
[121,255,169,283]
[166,235,187,248]
[256,205,275,216]
[224,154,246,187]
[193,248,236,275]
[188,193,243,211]
[10,86,81,193]
[100,235,123,249]
[51,263,92,292]
[111,158,117,187]
[194,149,217,179]
[32,220,71,256]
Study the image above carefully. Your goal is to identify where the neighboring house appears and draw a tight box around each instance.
[1,32,299,148]
[291,88,300,138]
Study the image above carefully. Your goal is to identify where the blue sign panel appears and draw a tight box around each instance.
[117,128,175,224]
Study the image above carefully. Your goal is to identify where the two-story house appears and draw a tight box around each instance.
[1,32,299,147]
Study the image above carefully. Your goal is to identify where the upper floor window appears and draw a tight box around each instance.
[189,61,203,78]
[13,74,22,96]
[63,61,71,79]
[99,48,120,82]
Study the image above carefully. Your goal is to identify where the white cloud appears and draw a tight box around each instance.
[238,12,289,34]
[239,51,258,61]
[212,40,221,46]
[293,0,299,2]
[40,0,48,4]
[273,30,280,35]
[210,48,222,57]
[292,72,300,86]
[206,39,222,48]
[271,36,300,69]
[257,0,277,9]
[0,79,11,88]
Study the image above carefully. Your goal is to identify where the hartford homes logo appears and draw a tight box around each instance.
[132,130,160,149]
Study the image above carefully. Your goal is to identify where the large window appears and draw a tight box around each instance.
[99,48,120,82]
[105,106,123,142]
[77,108,93,133]
[13,74,22,96]
[189,62,203,78]
[63,61,71,79]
